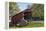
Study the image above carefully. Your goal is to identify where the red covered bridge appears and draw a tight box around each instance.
[10,8,32,26]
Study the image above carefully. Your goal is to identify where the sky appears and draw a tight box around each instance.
[17,3,32,11]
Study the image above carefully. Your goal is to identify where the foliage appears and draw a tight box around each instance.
[31,4,44,19]
[9,2,20,19]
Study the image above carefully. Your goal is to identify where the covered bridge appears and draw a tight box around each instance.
[10,8,32,26]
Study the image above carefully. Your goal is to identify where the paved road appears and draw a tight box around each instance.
[31,21,44,23]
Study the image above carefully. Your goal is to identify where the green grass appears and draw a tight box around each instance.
[9,21,44,28]
[24,21,44,28]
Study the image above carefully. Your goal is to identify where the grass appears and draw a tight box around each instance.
[24,21,44,28]
[9,21,44,28]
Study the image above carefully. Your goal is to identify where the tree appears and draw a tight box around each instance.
[9,2,20,20]
[26,4,44,20]
[31,4,44,19]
